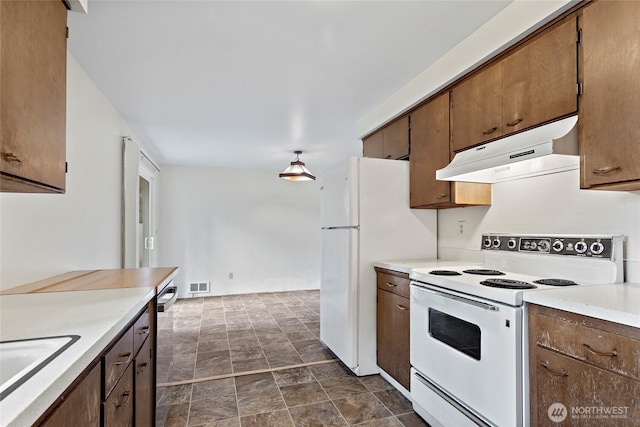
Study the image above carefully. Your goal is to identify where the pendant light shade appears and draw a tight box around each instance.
[279,151,316,181]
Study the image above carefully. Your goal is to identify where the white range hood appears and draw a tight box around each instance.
[436,115,578,183]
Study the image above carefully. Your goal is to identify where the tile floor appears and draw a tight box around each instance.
[156,290,429,427]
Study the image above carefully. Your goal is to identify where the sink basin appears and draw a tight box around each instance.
[0,335,80,400]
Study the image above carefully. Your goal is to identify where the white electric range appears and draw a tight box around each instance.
[409,234,624,427]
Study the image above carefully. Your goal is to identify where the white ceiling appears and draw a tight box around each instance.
[68,1,511,172]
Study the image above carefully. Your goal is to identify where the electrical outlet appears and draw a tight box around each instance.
[458,220,465,235]
[228,272,233,279]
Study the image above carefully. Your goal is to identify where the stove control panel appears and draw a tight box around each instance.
[481,234,618,259]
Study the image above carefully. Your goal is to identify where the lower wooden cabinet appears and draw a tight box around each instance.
[375,268,410,390]
[135,335,154,427]
[528,304,640,426]
[36,301,156,426]
[103,363,134,427]
[40,362,101,427]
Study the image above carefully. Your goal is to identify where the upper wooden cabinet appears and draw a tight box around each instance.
[451,18,578,153]
[450,63,502,152]
[362,115,409,160]
[410,92,491,209]
[1,0,67,193]
[580,1,640,190]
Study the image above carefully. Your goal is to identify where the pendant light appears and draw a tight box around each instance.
[279,150,316,181]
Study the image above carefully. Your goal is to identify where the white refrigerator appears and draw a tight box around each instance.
[320,157,437,376]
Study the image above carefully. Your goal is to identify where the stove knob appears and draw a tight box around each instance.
[483,237,492,248]
[575,241,588,254]
[492,238,501,248]
[530,241,538,250]
[538,240,550,252]
[523,241,531,250]
[590,241,605,255]
[552,240,564,252]
[507,238,517,250]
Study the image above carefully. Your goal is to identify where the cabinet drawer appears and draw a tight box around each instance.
[376,269,410,298]
[532,347,640,426]
[534,312,640,381]
[133,304,152,356]
[104,326,134,397]
[103,363,134,427]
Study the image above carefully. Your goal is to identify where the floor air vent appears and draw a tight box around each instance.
[189,282,209,293]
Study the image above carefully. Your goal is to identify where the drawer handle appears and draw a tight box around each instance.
[385,155,392,159]
[541,362,568,377]
[137,362,148,373]
[397,304,408,311]
[113,352,132,365]
[592,166,622,175]
[482,126,497,135]
[386,282,397,288]
[115,390,131,408]
[2,152,22,163]
[137,326,150,335]
[506,118,523,127]
[583,343,617,357]
[435,194,448,199]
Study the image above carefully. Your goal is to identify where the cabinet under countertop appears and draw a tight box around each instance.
[0,267,177,427]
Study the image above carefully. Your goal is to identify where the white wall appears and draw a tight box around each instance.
[158,166,321,297]
[0,55,138,289]
[357,0,573,136]
[438,170,640,282]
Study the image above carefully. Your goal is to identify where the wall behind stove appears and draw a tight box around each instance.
[437,169,640,282]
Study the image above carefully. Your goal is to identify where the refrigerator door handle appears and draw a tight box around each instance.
[321,226,360,230]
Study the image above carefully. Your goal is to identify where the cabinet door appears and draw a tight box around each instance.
[39,363,101,427]
[363,130,384,158]
[502,18,577,135]
[135,336,154,427]
[450,62,502,152]
[580,1,640,189]
[531,346,640,426]
[0,0,67,192]
[382,116,409,159]
[410,93,451,207]
[104,363,134,427]
[376,289,410,390]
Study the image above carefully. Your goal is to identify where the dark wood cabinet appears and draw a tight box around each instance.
[579,1,640,190]
[528,304,640,426]
[362,116,409,160]
[451,18,577,153]
[410,92,491,209]
[103,363,134,427]
[0,0,67,193]
[362,129,384,159]
[450,63,502,152]
[375,268,410,390]
[501,18,577,134]
[37,301,156,427]
[135,337,153,427]
[39,362,101,427]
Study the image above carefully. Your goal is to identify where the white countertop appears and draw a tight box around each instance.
[374,259,478,274]
[523,283,640,328]
[0,287,155,426]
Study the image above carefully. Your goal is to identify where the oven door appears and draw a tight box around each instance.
[410,282,522,427]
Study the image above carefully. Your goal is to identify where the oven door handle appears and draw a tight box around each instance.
[412,284,499,312]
